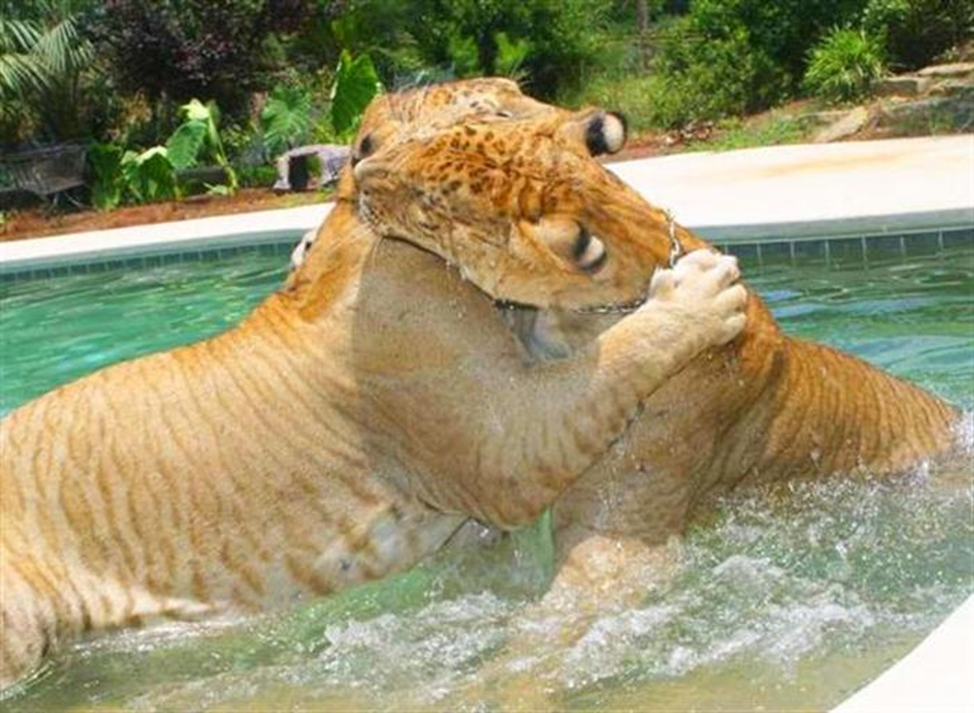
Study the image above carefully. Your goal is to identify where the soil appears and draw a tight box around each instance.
[1,188,327,242]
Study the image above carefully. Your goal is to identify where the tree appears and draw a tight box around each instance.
[0,1,95,143]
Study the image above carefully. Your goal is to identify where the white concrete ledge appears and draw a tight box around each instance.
[610,134,974,241]
[0,203,332,274]
[832,594,974,713]
[2,135,971,273]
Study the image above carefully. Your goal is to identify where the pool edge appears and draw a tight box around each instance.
[831,593,974,713]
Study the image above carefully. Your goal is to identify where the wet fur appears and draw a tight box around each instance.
[0,85,746,690]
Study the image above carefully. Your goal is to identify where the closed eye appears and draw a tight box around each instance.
[574,228,607,273]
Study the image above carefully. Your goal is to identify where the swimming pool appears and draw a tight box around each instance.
[1,238,971,711]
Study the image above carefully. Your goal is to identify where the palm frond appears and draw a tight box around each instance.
[0,18,42,53]
[34,15,91,77]
[0,52,46,94]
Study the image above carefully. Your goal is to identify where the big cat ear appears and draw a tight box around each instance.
[555,109,628,157]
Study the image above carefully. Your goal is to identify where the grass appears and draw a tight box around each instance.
[559,73,664,134]
[686,111,820,152]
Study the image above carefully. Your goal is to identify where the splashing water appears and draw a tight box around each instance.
[1,242,972,711]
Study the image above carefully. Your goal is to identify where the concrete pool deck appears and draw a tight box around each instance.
[1,134,971,274]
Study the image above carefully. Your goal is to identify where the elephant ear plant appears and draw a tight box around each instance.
[166,99,238,194]
[87,99,238,209]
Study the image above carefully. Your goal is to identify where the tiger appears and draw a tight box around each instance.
[351,89,962,605]
[0,83,747,691]
[347,87,964,706]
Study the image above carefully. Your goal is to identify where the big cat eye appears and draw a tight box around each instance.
[574,228,607,273]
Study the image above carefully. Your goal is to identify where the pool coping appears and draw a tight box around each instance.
[832,593,974,713]
[0,136,972,709]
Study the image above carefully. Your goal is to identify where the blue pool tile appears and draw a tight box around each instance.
[792,240,827,264]
[901,231,940,256]
[942,226,973,250]
[867,235,906,259]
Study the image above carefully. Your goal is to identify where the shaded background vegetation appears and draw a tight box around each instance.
[1,0,971,208]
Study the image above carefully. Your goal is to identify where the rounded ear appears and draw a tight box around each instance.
[586,111,627,155]
[555,109,628,156]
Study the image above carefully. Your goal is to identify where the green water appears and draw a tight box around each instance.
[1,242,972,712]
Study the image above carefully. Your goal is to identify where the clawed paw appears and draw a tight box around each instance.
[646,249,747,345]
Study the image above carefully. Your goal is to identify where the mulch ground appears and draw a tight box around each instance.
[1,189,327,242]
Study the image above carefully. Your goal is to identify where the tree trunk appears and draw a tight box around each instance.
[635,0,649,69]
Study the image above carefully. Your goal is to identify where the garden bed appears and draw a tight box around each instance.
[1,188,327,242]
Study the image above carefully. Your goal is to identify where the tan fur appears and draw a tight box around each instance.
[0,84,746,690]
[350,85,961,707]
[352,91,961,598]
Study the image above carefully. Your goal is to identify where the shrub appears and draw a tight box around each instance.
[87,98,238,208]
[120,146,178,203]
[87,142,124,210]
[629,0,870,125]
[803,27,886,103]
[330,50,383,137]
[88,1,316,114]
[862,0,974,70]
[329,0,607,98]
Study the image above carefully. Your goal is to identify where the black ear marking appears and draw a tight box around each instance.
[351,133,375,166]
[585,112,628,156]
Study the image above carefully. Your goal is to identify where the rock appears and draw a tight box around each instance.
[929,79,974,98]
[879,94,974,132]
[917,62,974,79]
[813,107,871,143]
[875,75,932,97]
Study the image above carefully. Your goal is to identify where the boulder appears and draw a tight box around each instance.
[813,107,872,143]
[875,75,932,97]
[916,62,974,79]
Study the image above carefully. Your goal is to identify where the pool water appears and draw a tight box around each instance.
[1,241,972,712]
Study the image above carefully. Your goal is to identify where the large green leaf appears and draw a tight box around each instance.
[261,85,311,157]
[182,98,211,123]
[166,120,207,170]
[330,50,382,137]
[121,146,177,203]
[87,143,123,211]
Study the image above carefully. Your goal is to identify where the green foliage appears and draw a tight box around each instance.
[0,3,94,143]
[87,98,237,207]
[261,85,312,157]
[330,51,383,137]
[688,112,819,152]
[326,0,606,98]
[87,142,124,210]
[120,146,178,203]
[494,31,531,79]
[628,1,871,126]
[165,99,238,191]
[862,0,973,69]
[237,164,279,188]
[803,27,886,103]
[88,0,315,114]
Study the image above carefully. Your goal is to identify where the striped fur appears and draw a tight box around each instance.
[351,89,961,606]
[0,86,747,690]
